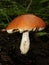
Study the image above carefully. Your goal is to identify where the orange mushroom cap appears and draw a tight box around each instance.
[6,14,46,31]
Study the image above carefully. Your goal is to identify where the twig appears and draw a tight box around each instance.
[0,29,6,32]
[26,0,32,12]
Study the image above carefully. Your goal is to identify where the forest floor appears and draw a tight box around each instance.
[0,25,49,65]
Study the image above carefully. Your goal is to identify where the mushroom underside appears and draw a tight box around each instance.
[6,27,44,33]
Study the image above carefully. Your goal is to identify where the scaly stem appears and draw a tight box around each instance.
[20,31,30,54]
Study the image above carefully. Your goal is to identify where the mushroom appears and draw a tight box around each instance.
[5,14,46,54]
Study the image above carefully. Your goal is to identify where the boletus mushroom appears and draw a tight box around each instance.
[5,14,46,54]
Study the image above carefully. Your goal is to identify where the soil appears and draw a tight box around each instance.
[0,26,49,65]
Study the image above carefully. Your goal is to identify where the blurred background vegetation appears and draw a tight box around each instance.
[0,0,49,29]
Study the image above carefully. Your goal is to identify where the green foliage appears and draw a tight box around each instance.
[0,0,49,28]
[36,32,48,36]
[40,0,48,3]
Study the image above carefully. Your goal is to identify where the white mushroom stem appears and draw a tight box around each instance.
[20,31,30,54]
